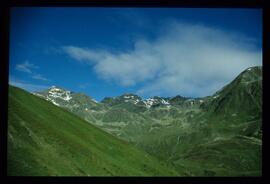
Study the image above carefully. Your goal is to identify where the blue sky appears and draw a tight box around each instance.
[9,8,262,101]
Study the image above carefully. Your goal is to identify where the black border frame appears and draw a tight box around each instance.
[1,0,268,183]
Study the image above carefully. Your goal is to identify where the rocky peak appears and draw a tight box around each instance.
[47,86,72,101]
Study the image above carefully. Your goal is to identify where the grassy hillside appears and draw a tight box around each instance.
[26,66,262,176]
[134,67,262,176]
[136,113,262,176]
[7,85,180,176]
[201,66,262,120]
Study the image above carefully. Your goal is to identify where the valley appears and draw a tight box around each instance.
[8,66,262,176]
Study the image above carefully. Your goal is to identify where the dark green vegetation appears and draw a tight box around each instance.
[8,86,180,176]
[135,67,262,176]
[9,66,262,176]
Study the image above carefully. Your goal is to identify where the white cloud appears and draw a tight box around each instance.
[32,74,49,81]
[63,46,107,61]
[15,61,38,74]
[15,61,50,82]
[63,21,262,97]
[78,83,89,89]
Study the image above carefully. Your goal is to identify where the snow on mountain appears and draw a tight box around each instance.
[143,98,155,108]
[34,86,204,109]
[48,86,72,101]
[118,94,143,105]
[142,97,171,108]
[102,93,173,108]
[33,86,102,111]
[51,100,60,106]
[161,99,170,105]
[32,86,71,107]
[92,99,98,103]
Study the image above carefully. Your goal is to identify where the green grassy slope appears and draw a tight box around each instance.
[8,85,180,176]
[201,66,262,120]
[135,111,261,176]
[25,66,262,176]
[134,67,262,176]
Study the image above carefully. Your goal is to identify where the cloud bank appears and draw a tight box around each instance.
[63,21,262,97]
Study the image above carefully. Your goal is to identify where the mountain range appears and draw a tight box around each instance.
[8,66,262,176]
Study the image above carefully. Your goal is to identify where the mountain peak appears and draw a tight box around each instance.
[49,85,69,92]
[47,86,72,102]
[237,66,262,83]
[143,96,170,108]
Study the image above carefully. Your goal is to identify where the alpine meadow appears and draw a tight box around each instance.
[8,8,262,176]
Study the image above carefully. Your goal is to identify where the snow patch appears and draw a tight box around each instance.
[143,98,156,108]
[92,98,98,103]
[161,99,170,105]
[50,88,61,92]
[48,87,72,101]
[143,97,170,108]
[124,98,141,105]
[62,94,72,101]
[51,100,60,106]
[134,99,139,104]
[123,95,135,99]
